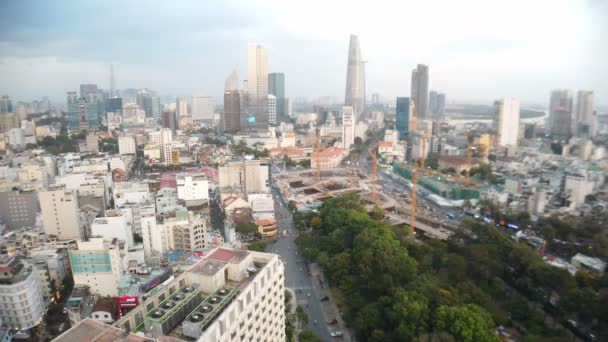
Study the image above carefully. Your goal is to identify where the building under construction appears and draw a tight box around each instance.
[274,167,398,213]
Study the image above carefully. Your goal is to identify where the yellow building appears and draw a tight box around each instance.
[171,149,180,164]
[256,218,278,238]
[475,134,493,157]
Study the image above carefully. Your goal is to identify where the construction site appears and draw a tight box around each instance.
[274,167,398,212]
[274,167,459,240]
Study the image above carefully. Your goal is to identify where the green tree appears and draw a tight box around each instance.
[295,305,309,328]
[426,153,440,170]
[387,288,431,340]
[433,305,498,342]
[354,136,363,147]
[247,241,267,252]
[413,332,456,342]
[540,225,556,242]
[236,222,258,234]
[298,330,323,342]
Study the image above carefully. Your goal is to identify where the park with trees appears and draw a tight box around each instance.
[294,194,608,341]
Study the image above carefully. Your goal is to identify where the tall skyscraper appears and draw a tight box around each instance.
[342,106,355,149]
[396,97,410,137]
[267,95,277,125]
[223,70,241,133]
[429,91,438,115]
[151,96,161,119]
[575,90,595,138]
[176,97,188,116]
[268,73,285,122]
[137,90,153,118]
[549,89,573,142]
[67,92,79,130]
[225,69,239,91]
[345,34,366,120]
[429,91,446,117]
[0,95,12,114]
[436,93,446,116]
[411,64,429,118]
[67,90,99,131]
[191,95,214,126]
[105,97,123,114]
[224,90,241,133]
[371,93,380,106]
[246,44,269,125]
[80,84,98,99]
[495,98,520,147]
[162,109,178,135]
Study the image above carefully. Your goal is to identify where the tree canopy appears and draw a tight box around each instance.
[295,194,608,341]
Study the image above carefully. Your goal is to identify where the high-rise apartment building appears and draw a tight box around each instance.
[0,95,12,114]
[495,98,520,147]
[575,90,595,138]
[268,73,285,122]
[39,185,83,240]
[247,44,269,125]
[549,89,573,142]
[267,94,277,125]
[411,64,429,118]
[345,35,366,120]
[342,106,356,149]
[191,95,215,125]
[396,97,410,138]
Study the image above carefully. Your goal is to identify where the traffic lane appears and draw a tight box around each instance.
[271,200,332,340]
[273,231,330,338]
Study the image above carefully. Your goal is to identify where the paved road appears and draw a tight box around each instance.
[269,187,339,341]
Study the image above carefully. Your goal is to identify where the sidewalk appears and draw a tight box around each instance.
[309,263,353,342]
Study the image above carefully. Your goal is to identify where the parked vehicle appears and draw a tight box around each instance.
[330,331,343,337]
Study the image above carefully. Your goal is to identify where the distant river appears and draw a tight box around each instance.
[446,110,548,125]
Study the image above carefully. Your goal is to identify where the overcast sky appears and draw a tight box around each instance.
[1,0,606,106]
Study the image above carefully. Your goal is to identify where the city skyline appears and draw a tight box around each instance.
[1,0,606,105]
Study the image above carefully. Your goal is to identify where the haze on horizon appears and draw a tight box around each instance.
[0,0,606,106]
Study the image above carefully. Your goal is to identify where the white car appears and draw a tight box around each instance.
[330,331,343,337]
